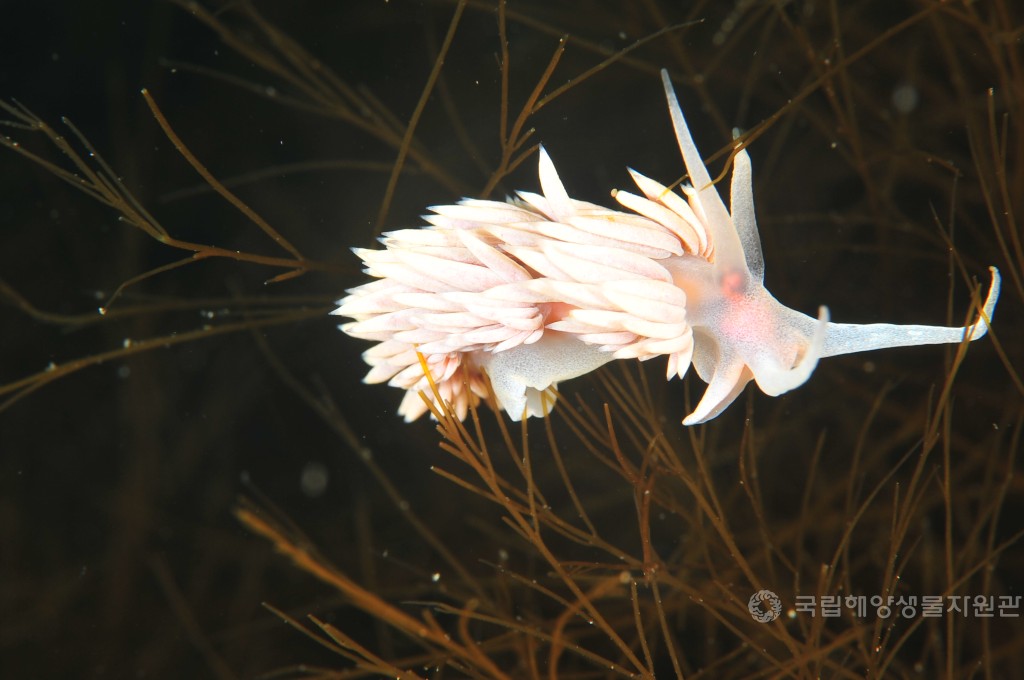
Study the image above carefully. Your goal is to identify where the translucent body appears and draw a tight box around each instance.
[335,70,999,424]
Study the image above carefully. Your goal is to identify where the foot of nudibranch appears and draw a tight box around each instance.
[475,330,614,420]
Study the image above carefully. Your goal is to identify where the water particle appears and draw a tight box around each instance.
[892,83,919,114]
[300,461,329,498]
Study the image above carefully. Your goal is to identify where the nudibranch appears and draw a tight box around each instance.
[334,70,1000,425]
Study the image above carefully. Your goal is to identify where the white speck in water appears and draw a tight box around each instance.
[431,572,441,583]
[892,83,919,114]
[122,338,132,348]
[97,307,107,315]
[299,461,329,498]
[863,360,876,373]
[498,549,509,562]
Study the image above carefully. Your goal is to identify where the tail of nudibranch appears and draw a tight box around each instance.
[818,267,1001,358]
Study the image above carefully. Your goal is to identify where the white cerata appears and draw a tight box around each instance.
[334,70,1000,425]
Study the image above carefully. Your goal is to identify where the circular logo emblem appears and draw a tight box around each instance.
[748,589,782,623]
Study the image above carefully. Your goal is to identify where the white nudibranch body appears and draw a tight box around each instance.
[334,69,1000,425]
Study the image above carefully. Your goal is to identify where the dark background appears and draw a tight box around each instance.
[1,1,1021,677]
